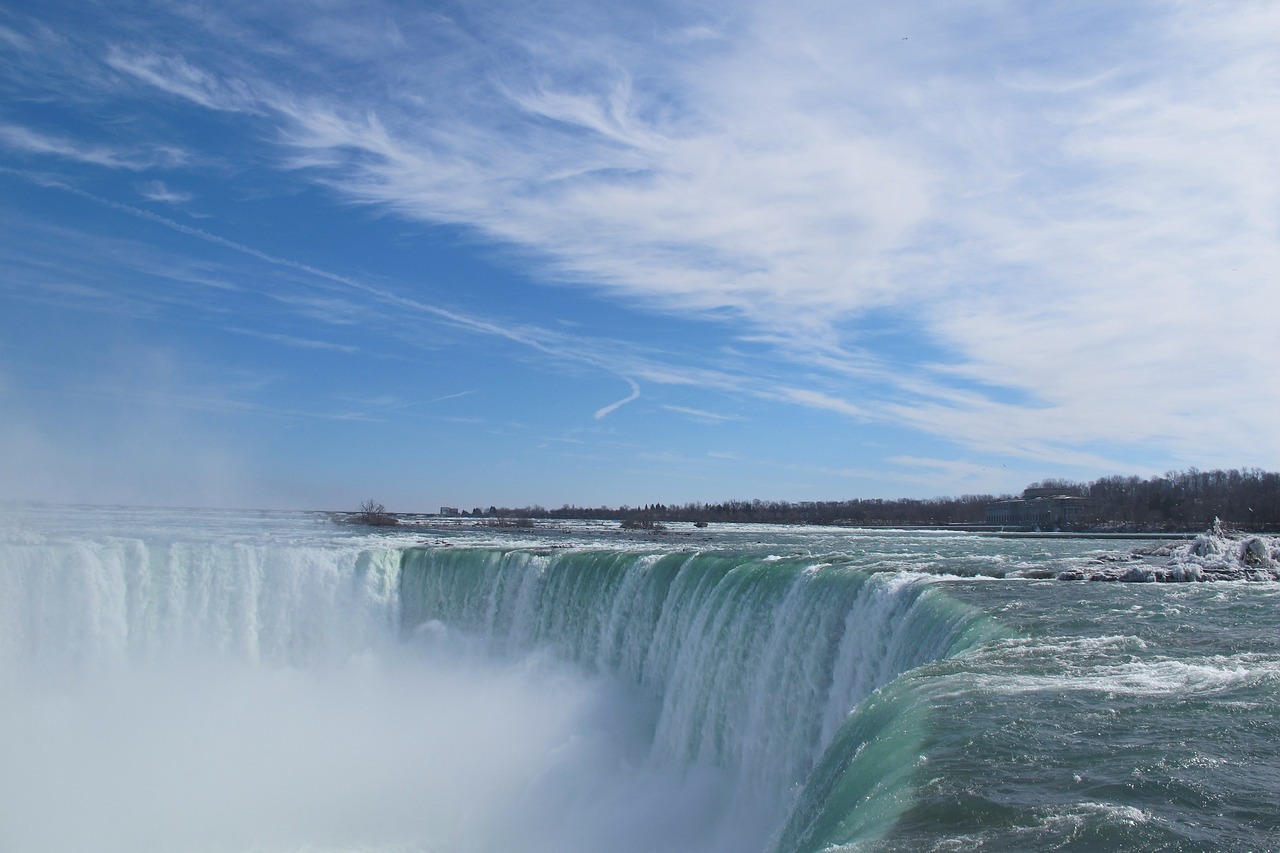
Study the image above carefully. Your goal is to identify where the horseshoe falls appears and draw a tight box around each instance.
[398,547,996,852]
[2,507,1279,852]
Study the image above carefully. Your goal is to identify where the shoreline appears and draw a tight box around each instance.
[984,531,1197,540]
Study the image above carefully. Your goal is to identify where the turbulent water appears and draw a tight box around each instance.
[2,507,1277,852]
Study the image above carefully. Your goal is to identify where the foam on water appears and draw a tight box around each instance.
[962,650,1273,698]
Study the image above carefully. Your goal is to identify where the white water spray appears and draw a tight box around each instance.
[1,509,991,853]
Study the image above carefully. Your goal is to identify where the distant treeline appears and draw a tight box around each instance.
[456,468,1280,532]
[1075,468,1280,531]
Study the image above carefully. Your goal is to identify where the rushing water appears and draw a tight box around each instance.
[1,506,1277,852]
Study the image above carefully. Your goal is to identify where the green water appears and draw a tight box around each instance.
[398,543,1280,851]
[860,581,1280,851]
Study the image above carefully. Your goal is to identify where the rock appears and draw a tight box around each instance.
[1241,537,1273,566]
[1120,566,1156,582]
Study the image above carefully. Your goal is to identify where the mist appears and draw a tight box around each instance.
[7,503,938,853]
[2,635,757,853]
[0,512,754,853]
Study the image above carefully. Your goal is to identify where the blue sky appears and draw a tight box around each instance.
[1,0,1277,511]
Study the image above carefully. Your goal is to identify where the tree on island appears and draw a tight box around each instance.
[621,508,666,531]
[354,499,398,526]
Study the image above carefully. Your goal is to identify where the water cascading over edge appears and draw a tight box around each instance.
[398,548,1002,851]
[0,534,403,671]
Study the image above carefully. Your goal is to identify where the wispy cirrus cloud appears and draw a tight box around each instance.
[137,180,193,204]
[227,328,359,354]
[104,47,259,113]
[661,405,741,425]
[84,3,937,330]
[5,0,1279,489]
[0,124,185,170]
[0,22,32,51]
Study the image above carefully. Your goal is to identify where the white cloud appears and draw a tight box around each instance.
[137,180,193,204]
[105,47,258,112]
[227,328,359,354]
[662,404,740,424]
[0,124,183,170]
[767,387,867,420]
[905,1,1280,465]
[0,22,32,51]
[9,0,1280,474]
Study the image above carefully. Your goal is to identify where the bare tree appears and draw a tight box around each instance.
[354,499,398,526]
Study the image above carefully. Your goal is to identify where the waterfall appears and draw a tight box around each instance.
[400,548,1000,850]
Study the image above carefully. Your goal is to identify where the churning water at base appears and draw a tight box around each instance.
[2,507,1278,852]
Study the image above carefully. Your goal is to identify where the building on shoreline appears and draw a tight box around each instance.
[985,487,1091,530]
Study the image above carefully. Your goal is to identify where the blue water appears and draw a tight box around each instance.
[1,506,1277,852]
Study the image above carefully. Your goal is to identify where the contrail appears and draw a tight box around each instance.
[594,377,641,419]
